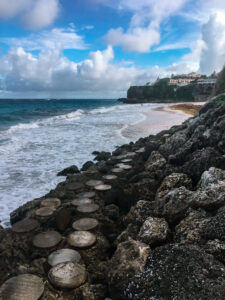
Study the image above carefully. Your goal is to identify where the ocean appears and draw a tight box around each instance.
[0,99,189,226]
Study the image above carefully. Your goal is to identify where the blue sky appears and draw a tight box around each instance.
[0,0,225,98]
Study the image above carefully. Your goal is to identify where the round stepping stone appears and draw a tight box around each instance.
[0,274,44,300]
[48,249,81,267]
[115,155,126,160]
[41,198,61,209]
[12,218,39,233]
[71,198,94,207]
[48,262,86,289]
[112,168,124,173]
[72,218,99,231]
[116,163,132,170]
[33,231,62,249]
[126,152,136,157]
[135,147,145,153]
[66,183,84,191]
[77,191,96,198]
[35,207,55,217]
[85,180,103,187]
[68,231,96,248]
[94,184,112,191]
[121,158,132,163]
[103,174,117,180]
[77,203,99,213]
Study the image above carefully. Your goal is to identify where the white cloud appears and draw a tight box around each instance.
[0,0,59,29]
[105,0,187,52]
[3,27,87,51]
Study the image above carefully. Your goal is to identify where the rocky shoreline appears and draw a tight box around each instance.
[1,94,225,299]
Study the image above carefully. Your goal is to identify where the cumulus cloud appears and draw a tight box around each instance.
[199,12,225,74]
[0,0,59,29]
[105,0,187,52]
[3,27,87,51]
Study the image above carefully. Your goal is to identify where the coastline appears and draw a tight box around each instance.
[2,95,225,299]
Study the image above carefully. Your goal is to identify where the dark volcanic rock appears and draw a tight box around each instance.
[123,244,225,300]
[57,165,79,176]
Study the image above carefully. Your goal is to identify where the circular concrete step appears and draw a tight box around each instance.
[102,174,118,180]
[72,218,99,231]
[76,203,99,213]
[77,191,96,198]
[48,249,81,267]
[85,180,103,187]
[121,158,132,163]
[68,231,97,248]
[41,198,61,209]
[12,218,39,233]
[94,184,112,191]
[116,163,132,170]
[48,262,86,289]
[33,231,62,249]
[136,147,145,153]
[0,274,44,300]
[71,198,94,207]
[111,168,124,173]
[35,207,55,218]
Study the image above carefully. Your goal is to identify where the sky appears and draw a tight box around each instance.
[0,0,225,98]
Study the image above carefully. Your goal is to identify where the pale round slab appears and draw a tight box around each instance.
[48,249,81,267]
[116,163,132,170]
[33,231,62,249]
[48,262,86,289]
[72,218,99,231]
[67,183,84,191]
[68,231,96,248]
[94,184,112,191]
[115,155,126,160]
[77,191,96,198]
[0,274,44,300]
[12,218,39,233]
[112,168,124,173]
[85,180,103,187]
[41,198,61,209]
[35,207,55,217]
[77,203,99,213]
[126,152,136,157]
[71,198,94,206]
[121,158,132,163]
[135,147,145,153]
[103,174,118,180]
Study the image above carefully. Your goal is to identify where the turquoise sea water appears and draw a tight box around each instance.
[0,99,189,226]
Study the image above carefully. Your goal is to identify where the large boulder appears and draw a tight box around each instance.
[57,165,79,176]
[157,172,192,192]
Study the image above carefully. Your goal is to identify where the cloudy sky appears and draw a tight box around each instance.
[0,0,225,98]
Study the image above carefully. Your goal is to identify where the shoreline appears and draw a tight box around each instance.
[1,95,225,299]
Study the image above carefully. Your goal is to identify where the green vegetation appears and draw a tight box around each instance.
[214,66,225,95]
[216,95,225,104]
[128,78,194,101]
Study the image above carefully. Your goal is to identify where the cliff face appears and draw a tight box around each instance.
[121,79,215,103]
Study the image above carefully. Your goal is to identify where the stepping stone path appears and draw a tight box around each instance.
[94,184,112,191]
[71,198,94,206]
[77,203,99,213]
[66,183,84,191]
[48,249,81,267]
[48,262,86,289]
[126,152,136,157]
[0,274,44,300]
[68,231,97,248]
[103,174,118,180]
[72,218,99,231]
[41,198,61,209]
[121,159,132,163]
[77,191,96,198]
[33,231,62,249]
[112,168,124,173]
[85,180,103,187]
[116,163,132,170]
[35,207,55,217]
[12,218,39,233]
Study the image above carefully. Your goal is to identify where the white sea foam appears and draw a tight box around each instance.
[0,103,190,227]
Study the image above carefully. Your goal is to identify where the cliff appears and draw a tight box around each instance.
[2,94,225,299]
[119,78,215,103]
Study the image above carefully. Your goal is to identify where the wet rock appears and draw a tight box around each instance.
[102,204,120,221]
[123,244,225,300]
[158,172,192,192]
[81,161,95,171]
[81,283,107,300]
[145,151,166,173]
[203,208,225,241]
[138,216,169,245]
[154,187,193,224]
[94,151,111,162]
[57,165,79,176]
[108,238,150,299]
